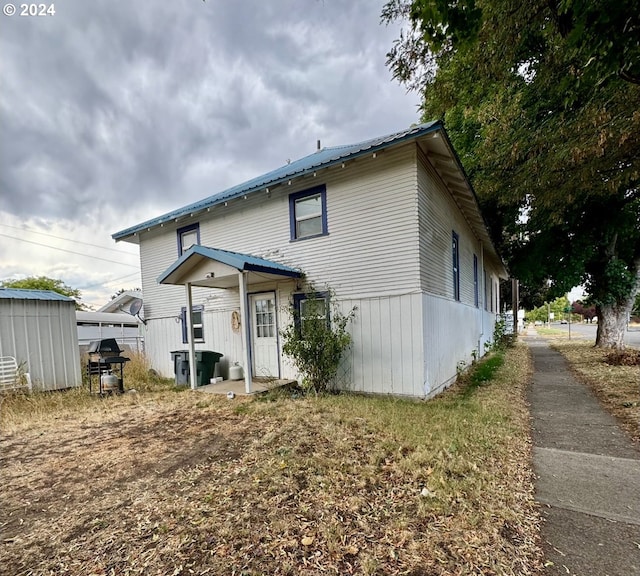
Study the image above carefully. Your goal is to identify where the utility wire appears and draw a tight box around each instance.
[0,233,139,268]
[0,223,138,256]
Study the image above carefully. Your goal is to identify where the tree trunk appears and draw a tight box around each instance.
[595,298,634,348]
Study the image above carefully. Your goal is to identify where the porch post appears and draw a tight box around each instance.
[185,282,197,390]
[238,271,253,394]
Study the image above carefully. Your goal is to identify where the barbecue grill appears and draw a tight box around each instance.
[87,338,130,394]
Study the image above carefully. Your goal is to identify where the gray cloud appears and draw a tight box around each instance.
[0,0,419,230]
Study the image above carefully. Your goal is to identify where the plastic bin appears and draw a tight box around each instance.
[170,350,223,386]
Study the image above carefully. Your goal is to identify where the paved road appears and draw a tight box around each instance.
[526,331,640,575]
[551,322,640,347]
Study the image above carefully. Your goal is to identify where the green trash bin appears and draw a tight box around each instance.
[171,350,223,386]
[196,351,223,386]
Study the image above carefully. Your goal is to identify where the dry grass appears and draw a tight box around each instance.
[546,340,640,445]
[0,346,542,576]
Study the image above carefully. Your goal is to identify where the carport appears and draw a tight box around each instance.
[157,245,302,393]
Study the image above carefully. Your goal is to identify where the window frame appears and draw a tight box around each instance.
[452,231,460,301]
[177,223,200,256]
[181,304,205,343]
[292,291,330,338]
[289,185,328,241]
[473,254,479,308]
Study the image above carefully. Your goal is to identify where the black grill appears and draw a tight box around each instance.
[87,339,130,394]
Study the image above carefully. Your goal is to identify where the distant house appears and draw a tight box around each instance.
[76,290,145,352]
[76,311,144,353]
[0,288,81,390]
[113,122,508,397]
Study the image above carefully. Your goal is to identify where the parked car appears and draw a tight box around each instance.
[534,320,543,326]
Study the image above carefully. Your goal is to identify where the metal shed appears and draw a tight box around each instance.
[0,288,82,390]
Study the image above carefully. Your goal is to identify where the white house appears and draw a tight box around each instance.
[0,288,82,390]
[113,122,508,397]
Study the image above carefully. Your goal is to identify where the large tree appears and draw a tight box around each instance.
[383,0,640,347]
[1,276,88,310]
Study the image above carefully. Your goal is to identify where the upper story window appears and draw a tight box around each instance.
[289,185,328,241]
[177,223,200,256]
[452,231,460,301]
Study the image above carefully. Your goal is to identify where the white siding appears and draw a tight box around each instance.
[0,299,81,390]
[418,150,484,306]
[137,144,421,320]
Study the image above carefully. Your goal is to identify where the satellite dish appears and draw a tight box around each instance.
[128,299,143,316]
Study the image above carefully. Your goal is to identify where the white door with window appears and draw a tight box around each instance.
[249,292,279,378]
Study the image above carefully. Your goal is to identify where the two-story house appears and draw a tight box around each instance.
[113,121,508,397]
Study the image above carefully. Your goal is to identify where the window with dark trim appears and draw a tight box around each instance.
[483,267,488,311]
[177,223,200,256]
[289,185,328,241]
[473,254,479,307]
[293,292,329,338]
[181,305,204,343]
[452,231,460,301]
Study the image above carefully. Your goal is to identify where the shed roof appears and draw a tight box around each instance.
[0,288,75,302]
[112,121,441,242]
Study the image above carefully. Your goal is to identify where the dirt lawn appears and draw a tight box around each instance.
[1,352,541,576]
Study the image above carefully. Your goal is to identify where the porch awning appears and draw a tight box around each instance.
[157,245,302,289]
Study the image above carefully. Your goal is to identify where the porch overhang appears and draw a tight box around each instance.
[157,245,303,288]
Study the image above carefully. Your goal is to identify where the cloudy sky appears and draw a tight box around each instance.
[0,0,419,308]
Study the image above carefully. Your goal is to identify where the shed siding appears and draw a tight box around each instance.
[0,299,81,390]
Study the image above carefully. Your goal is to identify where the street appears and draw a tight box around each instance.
[552,322,640,348]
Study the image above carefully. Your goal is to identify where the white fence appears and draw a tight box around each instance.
[0,356,32,393]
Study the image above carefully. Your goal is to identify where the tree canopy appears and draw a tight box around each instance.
[383,0,640,347]
[1,276,88,310]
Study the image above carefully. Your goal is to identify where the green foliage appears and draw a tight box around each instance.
[1,275,88,310]
[383,0,640,345]
[280,290,356,395]
[491,317,515,351]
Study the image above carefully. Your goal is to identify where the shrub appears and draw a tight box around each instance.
[281,289,356,395]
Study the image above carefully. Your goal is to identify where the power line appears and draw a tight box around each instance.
[0,223,138,256]
[0,233,140,268]
[81,271,141,290]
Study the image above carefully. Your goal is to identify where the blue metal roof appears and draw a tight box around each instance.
[113,121,442,241]
[0,288,75,302]
[157,245,302,284]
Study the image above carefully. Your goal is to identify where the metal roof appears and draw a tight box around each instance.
[157,245,302,285]
[113,121,441,241]
[0,288,75,302]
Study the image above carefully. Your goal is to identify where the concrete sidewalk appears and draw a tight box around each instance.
[525,331,640,575]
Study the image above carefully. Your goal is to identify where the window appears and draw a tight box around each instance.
[483,267,488,311]
[293,292,329,338]
[473,254,479,308]
[177,223,200,255]
[452,231,460,301]
[181,305,204,343]
[254,297,276,338]
[289,185,328,240]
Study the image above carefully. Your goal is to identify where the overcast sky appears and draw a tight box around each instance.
[0,0,419,308]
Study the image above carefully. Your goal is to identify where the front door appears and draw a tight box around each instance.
[249,292,279,378]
